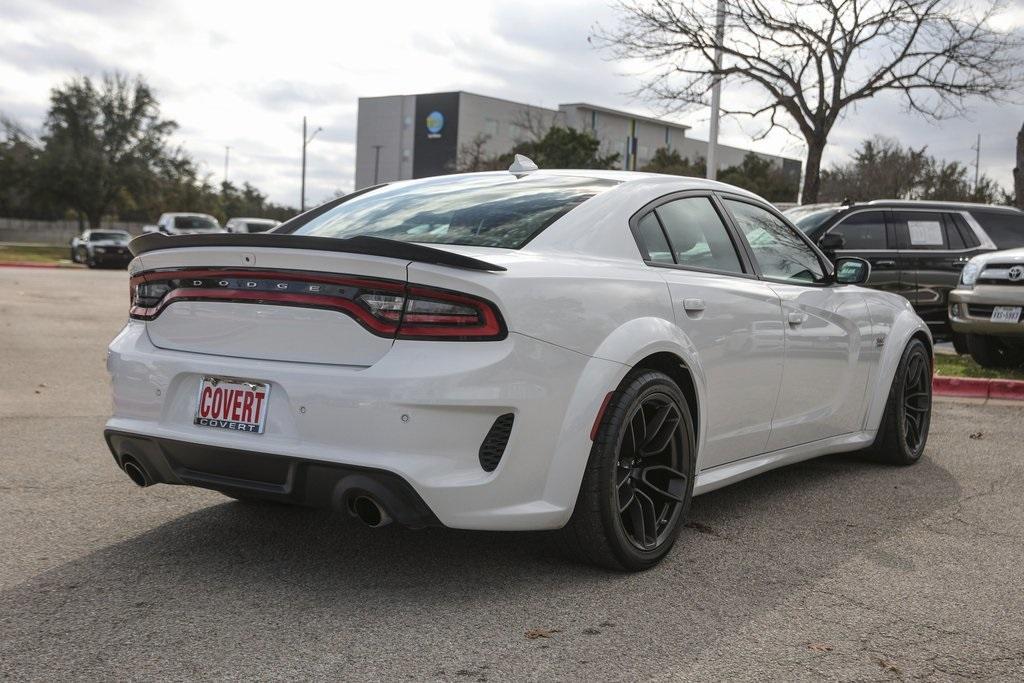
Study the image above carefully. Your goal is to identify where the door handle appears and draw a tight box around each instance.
[787,311,807,325]
[875,259,896,267]
[682,297,706,312]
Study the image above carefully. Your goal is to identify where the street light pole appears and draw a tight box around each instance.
[706,0,725,181]
[372,145,384,185]
[224,146,230,186]
[300,116,323,212]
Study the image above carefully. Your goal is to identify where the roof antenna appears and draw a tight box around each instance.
[508,154,538,177]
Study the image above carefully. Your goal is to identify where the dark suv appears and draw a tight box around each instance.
[787,201,1024,340]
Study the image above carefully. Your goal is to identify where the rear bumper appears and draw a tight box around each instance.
[105,430,439,527]
[105,321,625,530]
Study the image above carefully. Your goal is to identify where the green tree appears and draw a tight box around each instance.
[37,73,177,228]
[505,126,621,169]
[718,153,799,203]
[821,136,1006,204]
[640,148,705,177]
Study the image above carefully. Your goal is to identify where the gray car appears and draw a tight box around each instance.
[69,230,132,268]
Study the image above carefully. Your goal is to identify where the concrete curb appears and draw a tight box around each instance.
[933,375,1024,401]
[0,261,83,269]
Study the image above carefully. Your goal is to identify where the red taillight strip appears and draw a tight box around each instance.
[131,288,399,335]
[130,267,507,341]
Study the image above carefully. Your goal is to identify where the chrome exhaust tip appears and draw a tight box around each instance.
[348,495,392,528]
[121,458,151,487]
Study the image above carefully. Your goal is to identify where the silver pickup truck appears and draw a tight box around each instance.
[949,247,1024,368]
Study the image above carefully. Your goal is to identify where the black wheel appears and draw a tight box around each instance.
[864,338,932,465]
[967,334,1024,369]
[951,332,969,356]
[561,370,695,571]
[76,246,89,265]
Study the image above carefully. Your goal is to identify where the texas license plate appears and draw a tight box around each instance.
[991,306,1022,323]
[194,377,270,433]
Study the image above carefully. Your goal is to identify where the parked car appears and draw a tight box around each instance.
[787,201,1024,343]
[69,229,132,268]
[949,247,1024,368]
[225,217,281,233]
[149,213,225,235]
[106,161,932,571]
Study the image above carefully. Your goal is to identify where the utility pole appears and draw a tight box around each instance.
[223,146,230,186]
[706,0,726,181]
[300,116,322,212]
[372,145,384,185]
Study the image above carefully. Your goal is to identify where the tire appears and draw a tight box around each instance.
[967,334,1024,369]
[561,369,696,571]
[951,332,969,356]
[76,246,89,266]
[863,338,932,466]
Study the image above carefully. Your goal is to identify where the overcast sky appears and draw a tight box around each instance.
[2,0,1023,207]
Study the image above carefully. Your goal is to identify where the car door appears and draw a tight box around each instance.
[820,209,906,297]
[891,209,971,331]
[721,197,874,450]
[632,192,785,468]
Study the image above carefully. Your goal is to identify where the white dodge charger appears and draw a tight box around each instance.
[105,159,933,570]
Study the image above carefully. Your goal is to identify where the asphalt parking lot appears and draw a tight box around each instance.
[1,267,1023,681]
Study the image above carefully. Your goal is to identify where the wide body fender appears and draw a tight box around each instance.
[541,317,707,521]
[862,303,932,433]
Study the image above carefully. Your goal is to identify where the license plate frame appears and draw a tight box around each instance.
[194,376,270,434]
[990,306,1022,324]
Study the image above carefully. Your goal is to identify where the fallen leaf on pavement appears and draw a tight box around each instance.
[525,628,561,640]
[969,431,984,440]
[806,643,833,652]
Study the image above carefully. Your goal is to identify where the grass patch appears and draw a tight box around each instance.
[934,353,1024,381]
[0,244,69,264]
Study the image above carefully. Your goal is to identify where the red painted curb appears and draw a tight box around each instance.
[988,379,1024,401]
[0,261,83,269]
[933,375,1024,401]
[932,376,990,398]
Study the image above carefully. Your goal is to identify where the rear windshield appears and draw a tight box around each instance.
[287,173,618,249]
[174,215,219,230]
[791,207,841,235]
[971,210,1024,249]
[90,231,128,241]
[247,221,276,232]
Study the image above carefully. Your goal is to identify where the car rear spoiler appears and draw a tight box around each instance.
[128,233,507,272]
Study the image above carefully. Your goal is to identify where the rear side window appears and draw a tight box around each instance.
[827,211,888,250]
[288,174,618,249]
[971,211,1024,249]
[950,214,980,248]
[941,214,966,249]
[636,213,674,263]
[892,211,947,249]
[654,197,744,274]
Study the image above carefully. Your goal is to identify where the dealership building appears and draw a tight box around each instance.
[354,90,802,189]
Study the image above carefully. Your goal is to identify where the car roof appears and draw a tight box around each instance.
[846,199,1022,214]
[230,217,278,222]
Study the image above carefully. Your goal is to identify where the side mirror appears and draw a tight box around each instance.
[819,233,845,252]
[834,257,871,285]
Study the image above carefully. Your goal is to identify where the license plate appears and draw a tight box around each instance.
[991,306,1022,323]
[194,376,270,434]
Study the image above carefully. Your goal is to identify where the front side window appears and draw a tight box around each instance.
[724,198,826,284]
[827,211,888,250]
[653,197,744,274]
[288,174,618,249]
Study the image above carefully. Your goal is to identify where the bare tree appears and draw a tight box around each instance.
[595,1,1021,202]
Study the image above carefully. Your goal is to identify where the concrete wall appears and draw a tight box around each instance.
[355,95,416,189]
[0,218,146,246]
[457,93,560,160]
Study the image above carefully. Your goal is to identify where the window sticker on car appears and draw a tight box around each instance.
[907,220,944,246]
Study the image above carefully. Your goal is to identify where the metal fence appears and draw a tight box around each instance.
[0,218,147,246]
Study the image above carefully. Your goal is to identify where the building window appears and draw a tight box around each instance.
[402,149,411,160]
[485,119,499,137]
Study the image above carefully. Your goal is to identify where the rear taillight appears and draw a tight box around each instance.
[129,268,506,341]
